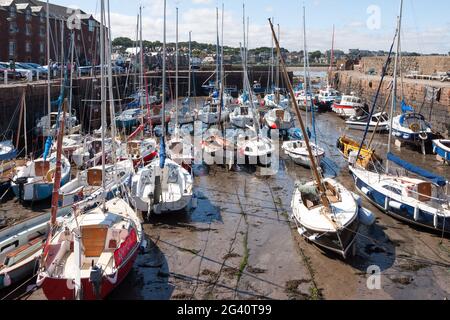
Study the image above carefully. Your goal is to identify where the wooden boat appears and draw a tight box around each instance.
[291,179,360,257]
[269,16,361,258]
[432,139,450,164]
[336,136,379,168]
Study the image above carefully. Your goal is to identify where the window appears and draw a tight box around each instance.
[40,43,45,53]
[88,20,95,32]
[40,26,46,37]
[77,33,81,41]
[26,9,32,21]
[8,41,16,57]
[26,24,32,36]
[9,6,16,18]
[26,42,32,53]
[9,21,18,34]
[383,185,402,196]
[40,11,45,23]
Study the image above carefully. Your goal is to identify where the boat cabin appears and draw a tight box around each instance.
[385,177,434,202]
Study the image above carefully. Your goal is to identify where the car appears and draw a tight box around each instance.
[15,62,39,78]
[0,62,29,78]
[23,63,48,78]
[78,65,93,75]
[0,66,22,80]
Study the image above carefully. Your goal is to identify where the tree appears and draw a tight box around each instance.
[112,37,134,48]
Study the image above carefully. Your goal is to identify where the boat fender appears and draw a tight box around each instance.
[36,274,46,287]
[389,200,405,211]
[434,213,438,229]
[1,273,11,288]
[358,207,376,226]
[361,187,372,197]
[191,194,198,209]
[419,132,428,141]
[414,206,420,221]
[351,192,362,207]
[106,271,118,285]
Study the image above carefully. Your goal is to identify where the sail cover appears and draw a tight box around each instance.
[387,152,447,186]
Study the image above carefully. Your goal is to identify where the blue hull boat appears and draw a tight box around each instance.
[432,140,450,163]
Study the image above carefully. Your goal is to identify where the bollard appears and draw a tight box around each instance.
[36,71,39,81]
[4,70,7,85]
[27,70,33,82]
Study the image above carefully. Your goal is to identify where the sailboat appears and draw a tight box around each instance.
[198,8,230,126]
[349,1,450,234]
[11,153,71,202]
[167,8,194,168]
[230,96,255,128]
[270,18,360,258]
[432,139,450,164]
[37,1,144,300]
[282,8,325,169]
[131,0,193,215]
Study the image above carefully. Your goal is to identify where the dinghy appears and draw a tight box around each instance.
[282,140,325,168]
[336,136,380,168]
[0,211,69,290]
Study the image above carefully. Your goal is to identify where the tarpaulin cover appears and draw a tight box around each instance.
[387,152,447,186]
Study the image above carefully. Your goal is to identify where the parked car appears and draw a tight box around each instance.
[0,62,29,78]
[23,63,48,78]
[78,65,93,75]
[0,66,22,80]
[15,62,40,78]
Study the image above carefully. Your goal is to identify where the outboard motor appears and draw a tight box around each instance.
[89,262,102,300]
[16,177,28,202]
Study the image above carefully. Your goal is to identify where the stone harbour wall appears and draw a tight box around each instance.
[334,71,450,138]
[360,56,450,76]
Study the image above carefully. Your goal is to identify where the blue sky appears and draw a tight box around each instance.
[56,0,450,53]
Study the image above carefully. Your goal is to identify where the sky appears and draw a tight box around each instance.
[56,0,450,54]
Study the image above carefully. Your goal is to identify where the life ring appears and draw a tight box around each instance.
[46,168,56,183]
[409,123,420,133]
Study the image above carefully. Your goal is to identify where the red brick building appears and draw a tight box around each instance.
[0,0,100,65]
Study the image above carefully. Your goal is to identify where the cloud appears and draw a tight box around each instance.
[103,5,450,54]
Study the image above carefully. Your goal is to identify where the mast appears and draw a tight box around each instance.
[60,19,64,80]
[328,24,335,87]
[215,7,219,89]
[269,19,330,209]
[218,4,224,132]
[242,3,246,72]
[302,6,308,125]
[162,0,167,141]
[188,31,192,98]
[69,31,75,130]
[387,0,403,173]
[139,6,144,131]
[107,0,117,162]
[46,0,51,134]
[100,0,106,209]
[175,7,179,129]
[269,17,274,92]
